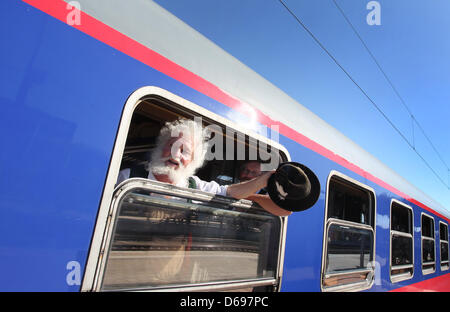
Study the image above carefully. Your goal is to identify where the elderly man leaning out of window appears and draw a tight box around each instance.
[117,118,291,217]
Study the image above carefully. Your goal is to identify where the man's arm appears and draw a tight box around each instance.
[246,194,292,217]
[226,171,292,217]
[226,171,273,199]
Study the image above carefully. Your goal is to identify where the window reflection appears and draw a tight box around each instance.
[392,235,412,266]
[101,188,281,291]
[326,224,373,273]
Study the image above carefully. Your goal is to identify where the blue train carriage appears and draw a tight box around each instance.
[1,0,449,292]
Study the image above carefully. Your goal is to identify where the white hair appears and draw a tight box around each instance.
[147,118,209,186]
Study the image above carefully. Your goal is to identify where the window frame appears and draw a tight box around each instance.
[421,212,436,275]
[81,86,291,292]
[99,178,284,291]
[389,199,414,283]
[321,170,377,292]
[439,221,449,271]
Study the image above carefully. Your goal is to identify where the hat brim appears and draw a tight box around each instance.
[267,162,320,212]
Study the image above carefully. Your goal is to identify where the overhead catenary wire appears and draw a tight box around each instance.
[332,0,450,180]
[277,0,449,190]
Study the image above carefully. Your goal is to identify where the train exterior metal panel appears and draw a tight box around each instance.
[0,0,448,291]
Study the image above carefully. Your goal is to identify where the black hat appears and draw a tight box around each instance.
[267,162,320,212]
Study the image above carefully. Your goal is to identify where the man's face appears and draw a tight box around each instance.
[239,161,261,182]
[149,132,196,186]
[161,133,194,169]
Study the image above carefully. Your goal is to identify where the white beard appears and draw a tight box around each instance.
[148,156,197,188]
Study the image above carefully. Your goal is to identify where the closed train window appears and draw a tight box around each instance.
[390,200,414,282]
[321,172,376,292]
[421,213,435,275]
[84,87,289,291]
[440,222,449,271]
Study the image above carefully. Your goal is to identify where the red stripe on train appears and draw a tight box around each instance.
[391,273,450,292]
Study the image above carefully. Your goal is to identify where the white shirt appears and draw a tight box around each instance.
[189,175,228,197]
[116,168,228,197]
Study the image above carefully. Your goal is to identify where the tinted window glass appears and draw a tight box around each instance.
[440,222,449,268]
[392,235,413,266]
[422,215,434,238]
[392,203,412,234]
[422,239,435,263]
[101,188,281,290]
[328,177,373,226]
[326,224,373,273]
[441,242,449,262]
[440,223,448,241]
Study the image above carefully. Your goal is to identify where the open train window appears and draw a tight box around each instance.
[439,222,449,271]
[421,213,435,275]
[321,171,376,292]
[390,200,414,283]
[82,87,289,291]
[116,95,285,188]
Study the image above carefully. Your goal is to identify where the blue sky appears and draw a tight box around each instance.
[154,0,450,211]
